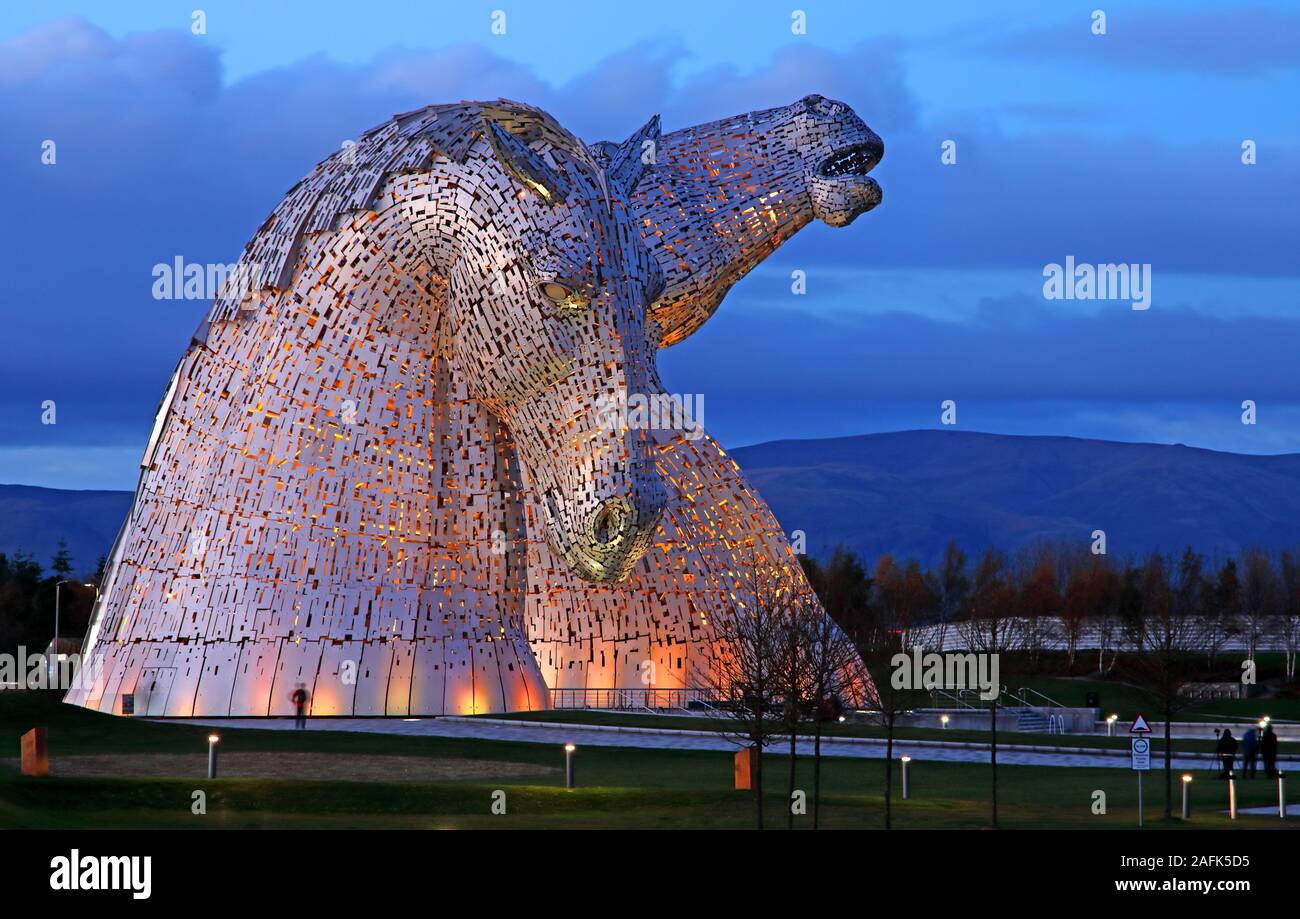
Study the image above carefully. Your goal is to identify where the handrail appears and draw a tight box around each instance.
[929,688,978,710]
[548,687,717,711]
[961,687,1016,708]
[1015,686,1067,709]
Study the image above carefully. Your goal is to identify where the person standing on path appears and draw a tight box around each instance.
[1216,728,1238,778]
[1260,724,1279,779]
[291,683,310,730]
[1241,727,1259,778]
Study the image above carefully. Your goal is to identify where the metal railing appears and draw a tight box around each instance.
[548,687,717,711]
[928,688,979,709]
[1008,686,1067,709]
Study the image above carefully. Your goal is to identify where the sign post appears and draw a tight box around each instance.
[1129,714,1152,828]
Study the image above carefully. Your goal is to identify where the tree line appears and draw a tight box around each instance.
[0,542,103,656]
[708,540,1300,829]
[804,541,1300,682]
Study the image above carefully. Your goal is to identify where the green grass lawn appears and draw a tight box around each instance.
[1,690,1296,830]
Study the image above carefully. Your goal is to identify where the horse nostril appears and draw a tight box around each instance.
[591,498,631,545]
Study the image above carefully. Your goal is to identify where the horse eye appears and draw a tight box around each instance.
[539,281,588,311]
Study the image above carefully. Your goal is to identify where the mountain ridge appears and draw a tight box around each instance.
[5,430,1299,572]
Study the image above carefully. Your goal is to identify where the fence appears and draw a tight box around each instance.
[548,687,718,711]
[907,616,1299,654]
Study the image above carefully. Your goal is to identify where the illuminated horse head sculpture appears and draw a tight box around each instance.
[415,109,670,584]
[67,97,883,718]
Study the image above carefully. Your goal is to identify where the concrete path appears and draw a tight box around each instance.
[1236,803,1299,816]
[160,715,1281,771]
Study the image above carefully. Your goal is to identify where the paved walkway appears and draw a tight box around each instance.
[160,715,1274,771]
[1236,803,1299,816]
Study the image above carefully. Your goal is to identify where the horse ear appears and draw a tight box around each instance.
[602,114,661,196]
[485,120,569,205]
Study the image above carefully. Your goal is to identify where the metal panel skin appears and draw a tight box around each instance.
[228,640,280,716]
[67,97,883,717]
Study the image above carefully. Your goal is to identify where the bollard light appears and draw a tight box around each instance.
[1280,772,1287,820]
[1228,771,1237,820]
[206,734,219,779]
[900,755,912,800]
[1181,773,1192,820]
[837,715,846,723]
[564,743,576,789]
[940,714,950,729]
[1106,714,1118,737]
[1259,719,1268,730]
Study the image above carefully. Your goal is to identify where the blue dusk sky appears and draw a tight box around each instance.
[1,0,1297,489]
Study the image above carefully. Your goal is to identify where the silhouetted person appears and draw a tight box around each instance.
[291,683,309,730]
[1216,728,1238,778]
[1241,727,1259,778]
[1261,724,1279,779]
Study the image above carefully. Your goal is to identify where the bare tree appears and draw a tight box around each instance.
[801,549,872,828]
[1205,558,1241,668]
[777,594,815,831]
[935,541,970,652]
[965,548,1016,828]
[705,545,798,830]
[805,595,863,829]
[1123,550,1207,819]
[1280,551,1300,682]
[859,580,913,830]
[1094,584,1124,675]
[1017,547,1061,670]
[1062,553,1115,670]
[1241,548,1280,665]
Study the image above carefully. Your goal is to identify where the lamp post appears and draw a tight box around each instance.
[900,755,912,800]
[564,743,576,789]
[51,580,95,681]
[1228,771,1237,820]
[1181,773,1192,820]
[207,734,219,778]
[1279,771,1287,820]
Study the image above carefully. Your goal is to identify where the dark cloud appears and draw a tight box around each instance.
[660,293,1300,407]
[0,18,1295,480]
[975,7,1300,75]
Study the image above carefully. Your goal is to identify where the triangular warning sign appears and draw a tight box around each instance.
[1129,713,1152,734]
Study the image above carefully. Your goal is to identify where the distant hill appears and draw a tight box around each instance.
[0,484,132,575]
[731,430,1300,565]
[5,430,1300,574]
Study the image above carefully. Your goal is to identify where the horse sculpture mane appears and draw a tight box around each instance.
[66,96,884,717]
